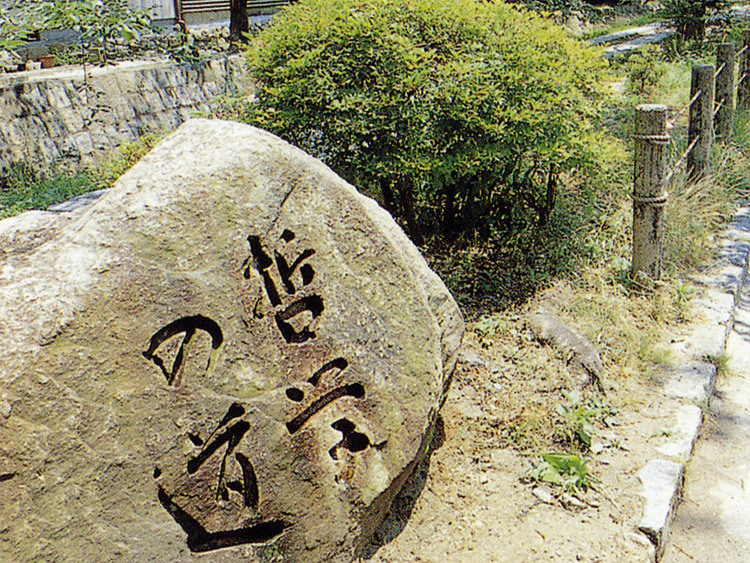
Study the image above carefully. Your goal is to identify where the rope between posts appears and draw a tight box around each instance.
[668,90,702,126]
[715,62,727,78]
[662,135,701,187]
[714,97,726,117]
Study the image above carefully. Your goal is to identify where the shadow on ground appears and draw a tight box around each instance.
[358,415,446,559]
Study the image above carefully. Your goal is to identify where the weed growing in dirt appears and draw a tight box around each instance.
[530,453,598,494]
[554,391,617,453]
[498,413,550,452]
[473,313,521,348]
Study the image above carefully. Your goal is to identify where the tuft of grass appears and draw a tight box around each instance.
[707,353,731,377]
[0,163,95,218]
[664,143,750,277]
[498,409,552,453]
[91,131,166,190]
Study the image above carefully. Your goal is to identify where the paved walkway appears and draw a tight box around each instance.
[663,215,750,562]
[589,23,673,58]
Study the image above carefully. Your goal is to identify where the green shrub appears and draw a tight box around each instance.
[245,0,610,244]
[624,46,666,96]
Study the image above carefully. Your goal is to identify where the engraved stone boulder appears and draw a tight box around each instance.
[0,119,464,562]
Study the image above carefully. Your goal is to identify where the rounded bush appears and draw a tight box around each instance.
[246,0,609,242]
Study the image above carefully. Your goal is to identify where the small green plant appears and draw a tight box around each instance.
[625,46,666,97]
[531,452,597,493]
[708,353,730,377]
[555,390,616,452]
[168,31,209,70]
[556,391,596,450]
[260,543,281,562]
[473,314,513,348]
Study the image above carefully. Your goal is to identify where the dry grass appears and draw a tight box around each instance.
[469,105,750,457]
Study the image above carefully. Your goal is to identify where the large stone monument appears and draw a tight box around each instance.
[0,120,464,562]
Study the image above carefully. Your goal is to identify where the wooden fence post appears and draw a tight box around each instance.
[738,31,750,111]
[715,42,736,142]
[632,104,669,282]
[688,64,715,179]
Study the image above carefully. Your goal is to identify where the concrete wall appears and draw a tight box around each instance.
[0,56,251,172]
[128,0,176,21]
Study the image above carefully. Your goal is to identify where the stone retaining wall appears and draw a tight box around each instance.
[0,56,250,172]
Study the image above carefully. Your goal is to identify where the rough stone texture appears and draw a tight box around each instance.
[527,306,606,391]
[659,361,716,402]
[639,201,750,561]
[0,57,250,172]
[0,119,464,562]
[655,405,702,462]
[588,23,674,58]
[637,460,684,561]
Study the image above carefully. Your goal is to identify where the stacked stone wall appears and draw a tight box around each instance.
[0,56,250,171]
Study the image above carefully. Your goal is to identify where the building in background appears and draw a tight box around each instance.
[129,0,292,26]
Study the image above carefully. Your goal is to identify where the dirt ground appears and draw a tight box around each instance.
[361,285,699,563]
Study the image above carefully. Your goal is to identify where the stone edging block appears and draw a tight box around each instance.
[637,459,685,560]
[635,204,750,561]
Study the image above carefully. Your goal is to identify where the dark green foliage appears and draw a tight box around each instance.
[509,0,587,18]
[428,213,585,316]
[245,0,610,244]
[37,0,152,63]
[623,46,665,96]
[660,0,730,42]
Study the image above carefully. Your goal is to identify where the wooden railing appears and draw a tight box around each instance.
[631,32,750,281]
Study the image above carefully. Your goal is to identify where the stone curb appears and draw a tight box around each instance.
[587,23,674,58]
[589,24,666,46]
[635,204,750,561]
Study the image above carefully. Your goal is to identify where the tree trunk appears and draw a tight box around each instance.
[230,0,249,42]
[539,166,557,227]
[398,183,424,246]
[442,183,456,236]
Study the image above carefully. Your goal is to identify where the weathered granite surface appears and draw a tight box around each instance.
[0,119,464,562]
